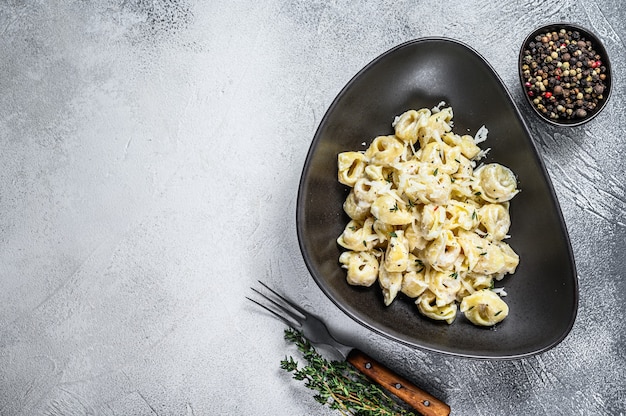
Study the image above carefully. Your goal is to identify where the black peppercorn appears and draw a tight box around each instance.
[521,28,608,122]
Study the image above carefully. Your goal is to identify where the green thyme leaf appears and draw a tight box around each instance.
[281,328,418,415]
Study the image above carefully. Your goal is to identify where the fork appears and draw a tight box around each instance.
[247,280,451,416]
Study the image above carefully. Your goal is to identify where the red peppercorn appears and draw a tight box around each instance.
[525,82,532,87]
[528,91,534,97]
[591,60,601,68]
[544,92,553,99]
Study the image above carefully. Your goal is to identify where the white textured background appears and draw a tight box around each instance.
[0,1,624,415]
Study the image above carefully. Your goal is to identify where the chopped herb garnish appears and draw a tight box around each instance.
[474,191,482,196]
[495,310,502,316]
[389,203,399,212]
[449,272,458,279]
[390,231,398,238]
[471,211,477,220]
[433,168,439,176]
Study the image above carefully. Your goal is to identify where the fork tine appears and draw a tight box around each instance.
[250,287,303,325]
[257,280,308,317]
[245,296,300,328]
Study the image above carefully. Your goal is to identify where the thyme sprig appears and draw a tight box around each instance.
[280,328,417,416]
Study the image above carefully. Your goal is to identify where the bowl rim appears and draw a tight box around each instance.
[518,22,612,127]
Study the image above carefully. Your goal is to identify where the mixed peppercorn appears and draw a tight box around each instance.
[521,28,608,122]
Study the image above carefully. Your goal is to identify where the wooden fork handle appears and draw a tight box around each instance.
[347,349,451,416]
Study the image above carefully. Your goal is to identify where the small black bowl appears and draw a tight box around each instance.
[519,23,611,127]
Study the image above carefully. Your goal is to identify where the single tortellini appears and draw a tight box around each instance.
[417,107,453,148]
[427,269,462,307]
[474,163,519,203]
[420,142,459,175]
[365,135,404,166]
[339,251,379,287]
[406,253,426,273]
[419,203,446,240]
[460,289,509,326]
[353,178,383,204]
[378,263,402,306]
[342,190,370,221]
[451,154,474,179]
[478,203,511,240]
[449,156,475,199]
[474,241,506,276]
[416,290,458,324]
[338,152,367,186]
[413,164,452,205]
[401,173,452,205]
[423,229,461,271]
[404,222,428,251]
[393,158,420,175]
[456,229,486,272]
[372,219,395,244]
[401,269,428,298]
[337,218,376,251]
[445,200,480,231]
[464,272,495,291]
[384,230,410,272]
[364,164,383,181]
[370,194,413,225]
[393,109,430,144]
[396,172,425,202]
[442,133,481,160]
[494,241,520,277]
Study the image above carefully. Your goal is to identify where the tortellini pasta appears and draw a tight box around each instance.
[473,163,519,202]
[337,105,520,326]
[460,289,509,326]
